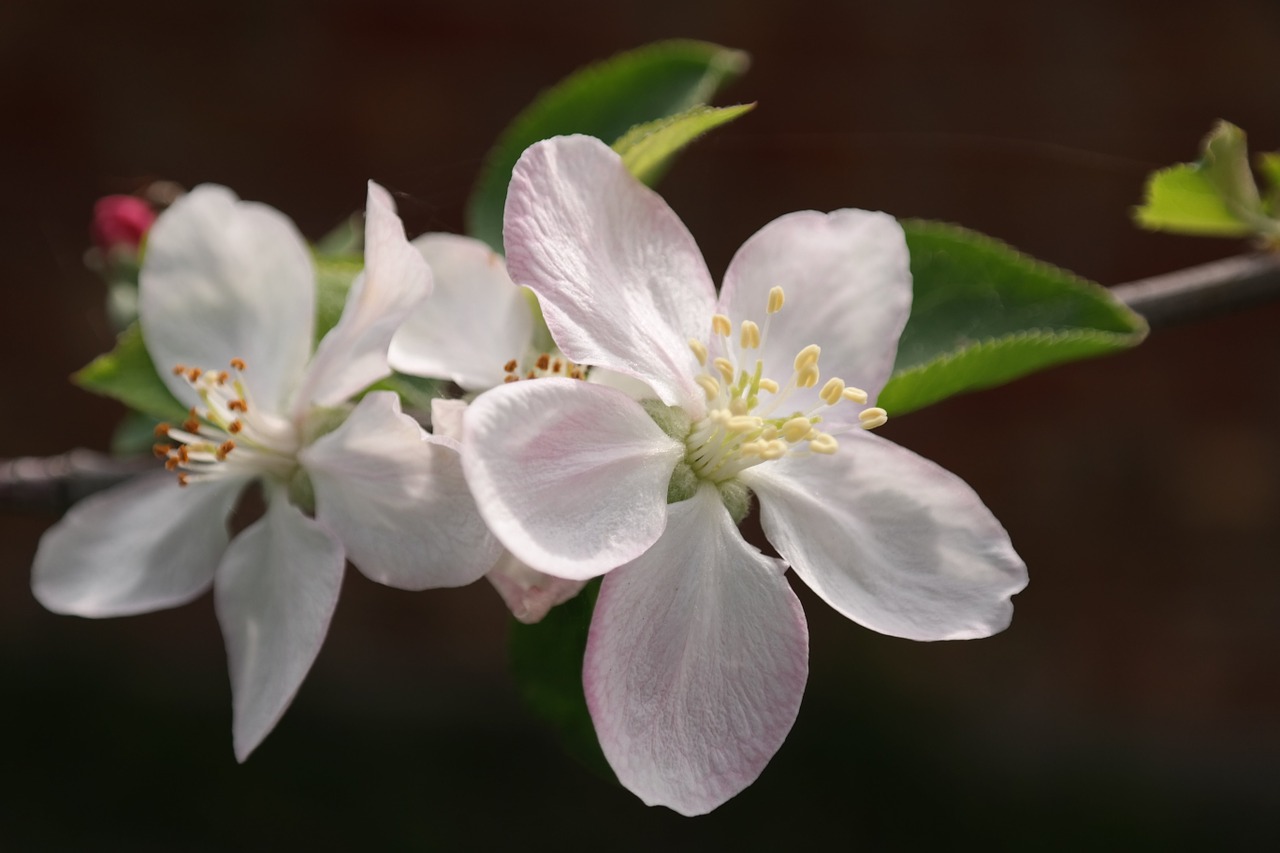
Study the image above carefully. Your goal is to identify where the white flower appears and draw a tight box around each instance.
[462,135,1029,815]
[388,235,586,623]
[33,182,500,760]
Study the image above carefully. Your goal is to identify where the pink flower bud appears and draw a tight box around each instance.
[91,195,156,254]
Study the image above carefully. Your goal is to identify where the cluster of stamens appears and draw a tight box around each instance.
[152,358,296,486]
[502,351,585,383]
[684,286,887,482]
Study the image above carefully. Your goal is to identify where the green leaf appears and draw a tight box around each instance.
[466,39,749,252]
[508,579,614,782]
[878,221,1148,416]
[73,324,187,422]
[363,372,446,417]
[1134,120,1271,237]
[613,102,754,185]
[314,254,363,343]
[1133,163,1255,236]
[1258,151,1280,215]
[314,214,364,258]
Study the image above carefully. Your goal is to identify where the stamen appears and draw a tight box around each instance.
[535,353,550,370]
[712,357,735,384]
[758,378,779,394]
[696,374,721,400]
[781,417,812,443]
[740,320,761,349]
[793,344,820,372]
[154,422,171,437]
[227,399,248,413]
[216,440,235,461]
[177,473,190,487]
[230,358,246,371]
[171,364,186,376]
[503,375,518,383]
[796,364,820,388]
[183,409,201,433]
[228,420,243,434]
[711,314,732,337]
[820,378,845,406]
[186,367,202,383]
[152,443,171,458]
[842,386,869,404]
[809,433,839,454]
[859,407,888,430]
[688,339,707,366]
[767,286,785,314]
[503,359,518,373]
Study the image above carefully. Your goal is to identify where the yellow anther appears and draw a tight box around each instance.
[696,374,721,400]
[781,416,813,443]
[758,378,779,394]
[727,415,763,433]
[809,433,839,454]
[793,344,820,372]
[740,320,761,349]
[767,286,785,314]
[759,440,788,460]
[712,314,732,337]
[729,396,749,416]
[713,357,735,384]
[820,377,845,406]
[689,339,708,366]
[796,364,820,388]
[760,425,779,441]
[843,386,869,404]
[859,407,888,430]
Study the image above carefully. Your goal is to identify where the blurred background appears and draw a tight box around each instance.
[3,0,1279,848]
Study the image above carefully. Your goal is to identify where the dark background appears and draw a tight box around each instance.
[3,0,1280,848]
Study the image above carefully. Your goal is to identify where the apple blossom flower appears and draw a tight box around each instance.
[462,135,1029,815]
[33,181,500,760]
[388,236,586,623]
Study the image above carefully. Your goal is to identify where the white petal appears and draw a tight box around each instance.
[744,431,1028,641]
[586,366,656,401]
[295,181,432,410]
[503,135,716,414]
[718,209,912,416]
[429,397,468,442]
[389,233,533,391]
[299,391,501,590]
[32,474,245,617]
[462,378,683,580]
[485,549,587,624]
[585,485,809,816]
[215,488,345,762]
[140,184,314,414]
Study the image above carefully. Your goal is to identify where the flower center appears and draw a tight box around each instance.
[683,285,887,484]
[153,359,300,486]
[500,349,585,383]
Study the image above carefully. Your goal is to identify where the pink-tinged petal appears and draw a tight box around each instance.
[585,484,809,816]
[215,488,345,762]
[299,391,501,590]
[389,234,533,391]
[744,431,1027,641]
[504,135,716,414]
[32,474,245,617]
[462,378,683,580]
[485,549,587,624]
[718,209,911,415]
[296,181,432,411]
[140,184,314,414]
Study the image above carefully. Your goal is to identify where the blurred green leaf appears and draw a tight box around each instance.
[314,254,363,343]
[508,579,614,782]
[1134,120,1275,237]
[1259,151,1280,215]
[613,102,754,185]
[314,214,364,258]
[879,221,1148,415]
[73,324,187,423]
[1133,163,1255,236]
[466,39,749,252]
